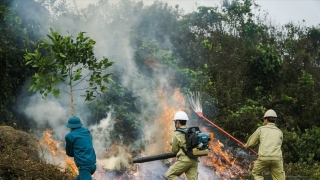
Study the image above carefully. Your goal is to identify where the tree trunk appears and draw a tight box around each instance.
[70,84,74,116]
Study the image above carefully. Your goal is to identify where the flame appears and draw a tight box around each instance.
[157,87,187,152]
[40,129,78,176]
[66,156,78,175]
[127,88,252,179]
[41,129,64,156]
[200,128,251,179]
[39,88,253,179]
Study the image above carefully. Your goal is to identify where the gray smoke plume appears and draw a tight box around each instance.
[16,0,188,173]
[12,0,256,179]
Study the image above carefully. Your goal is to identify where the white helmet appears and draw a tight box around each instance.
[173,111,189,121]
[263,109,277,118]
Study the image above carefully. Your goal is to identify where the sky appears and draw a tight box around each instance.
[255,0,320,27]
[70,0,320,27]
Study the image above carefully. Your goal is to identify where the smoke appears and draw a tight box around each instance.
[24,97,67,125]
[23,94,69,139]
[13,0,185,171]
[98,149,132,170]
[89,112,114,156]
[88,111,134,170]
[10,0,256,178]
[68,0,216,14]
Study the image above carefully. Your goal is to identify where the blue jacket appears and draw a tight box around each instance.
[65,127,96,167]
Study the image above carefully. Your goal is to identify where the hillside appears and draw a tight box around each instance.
[0,126,74,180]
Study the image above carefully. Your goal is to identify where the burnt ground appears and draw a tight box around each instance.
[0,126,75,180]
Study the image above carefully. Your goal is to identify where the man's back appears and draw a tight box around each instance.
[259,123,283,157]
[65,127,96,166]
[258,123,283,159]
[245,109,285,180]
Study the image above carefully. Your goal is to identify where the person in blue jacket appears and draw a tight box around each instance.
[65,116,97,180]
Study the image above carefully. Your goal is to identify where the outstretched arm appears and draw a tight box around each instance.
[245,129,260,149]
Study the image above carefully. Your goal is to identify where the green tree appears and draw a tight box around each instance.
[24,29,113,116]
[0,0,48,126]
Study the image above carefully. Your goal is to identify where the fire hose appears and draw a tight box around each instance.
[132,113,258,164]
[196,112,258,156]
[132,113,258,163]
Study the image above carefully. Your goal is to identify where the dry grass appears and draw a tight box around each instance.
[0,126,75,180]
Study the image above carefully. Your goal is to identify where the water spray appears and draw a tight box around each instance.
[187,92,258,156]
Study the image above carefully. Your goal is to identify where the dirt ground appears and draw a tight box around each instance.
[0,126,75,180]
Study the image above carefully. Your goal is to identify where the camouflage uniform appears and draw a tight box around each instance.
[245,123,285,180]
[165,125,198,180]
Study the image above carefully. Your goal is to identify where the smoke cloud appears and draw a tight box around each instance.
[13,0,253,179]
[15,0,188,173]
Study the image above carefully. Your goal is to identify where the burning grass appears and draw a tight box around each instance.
[0,126,75,180]
[0,89,255,179]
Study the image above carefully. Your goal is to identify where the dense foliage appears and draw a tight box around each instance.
[1,0,320,177]
[0,0,44,125]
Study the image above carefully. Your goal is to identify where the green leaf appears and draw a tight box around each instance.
[28,84,36,92]
[59,53,66,57]
[73,71,82,81]
[25,59,33,65]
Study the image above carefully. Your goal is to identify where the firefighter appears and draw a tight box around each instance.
[65,116,97,180]
[245,109,285,180]
[163,111,198,180]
